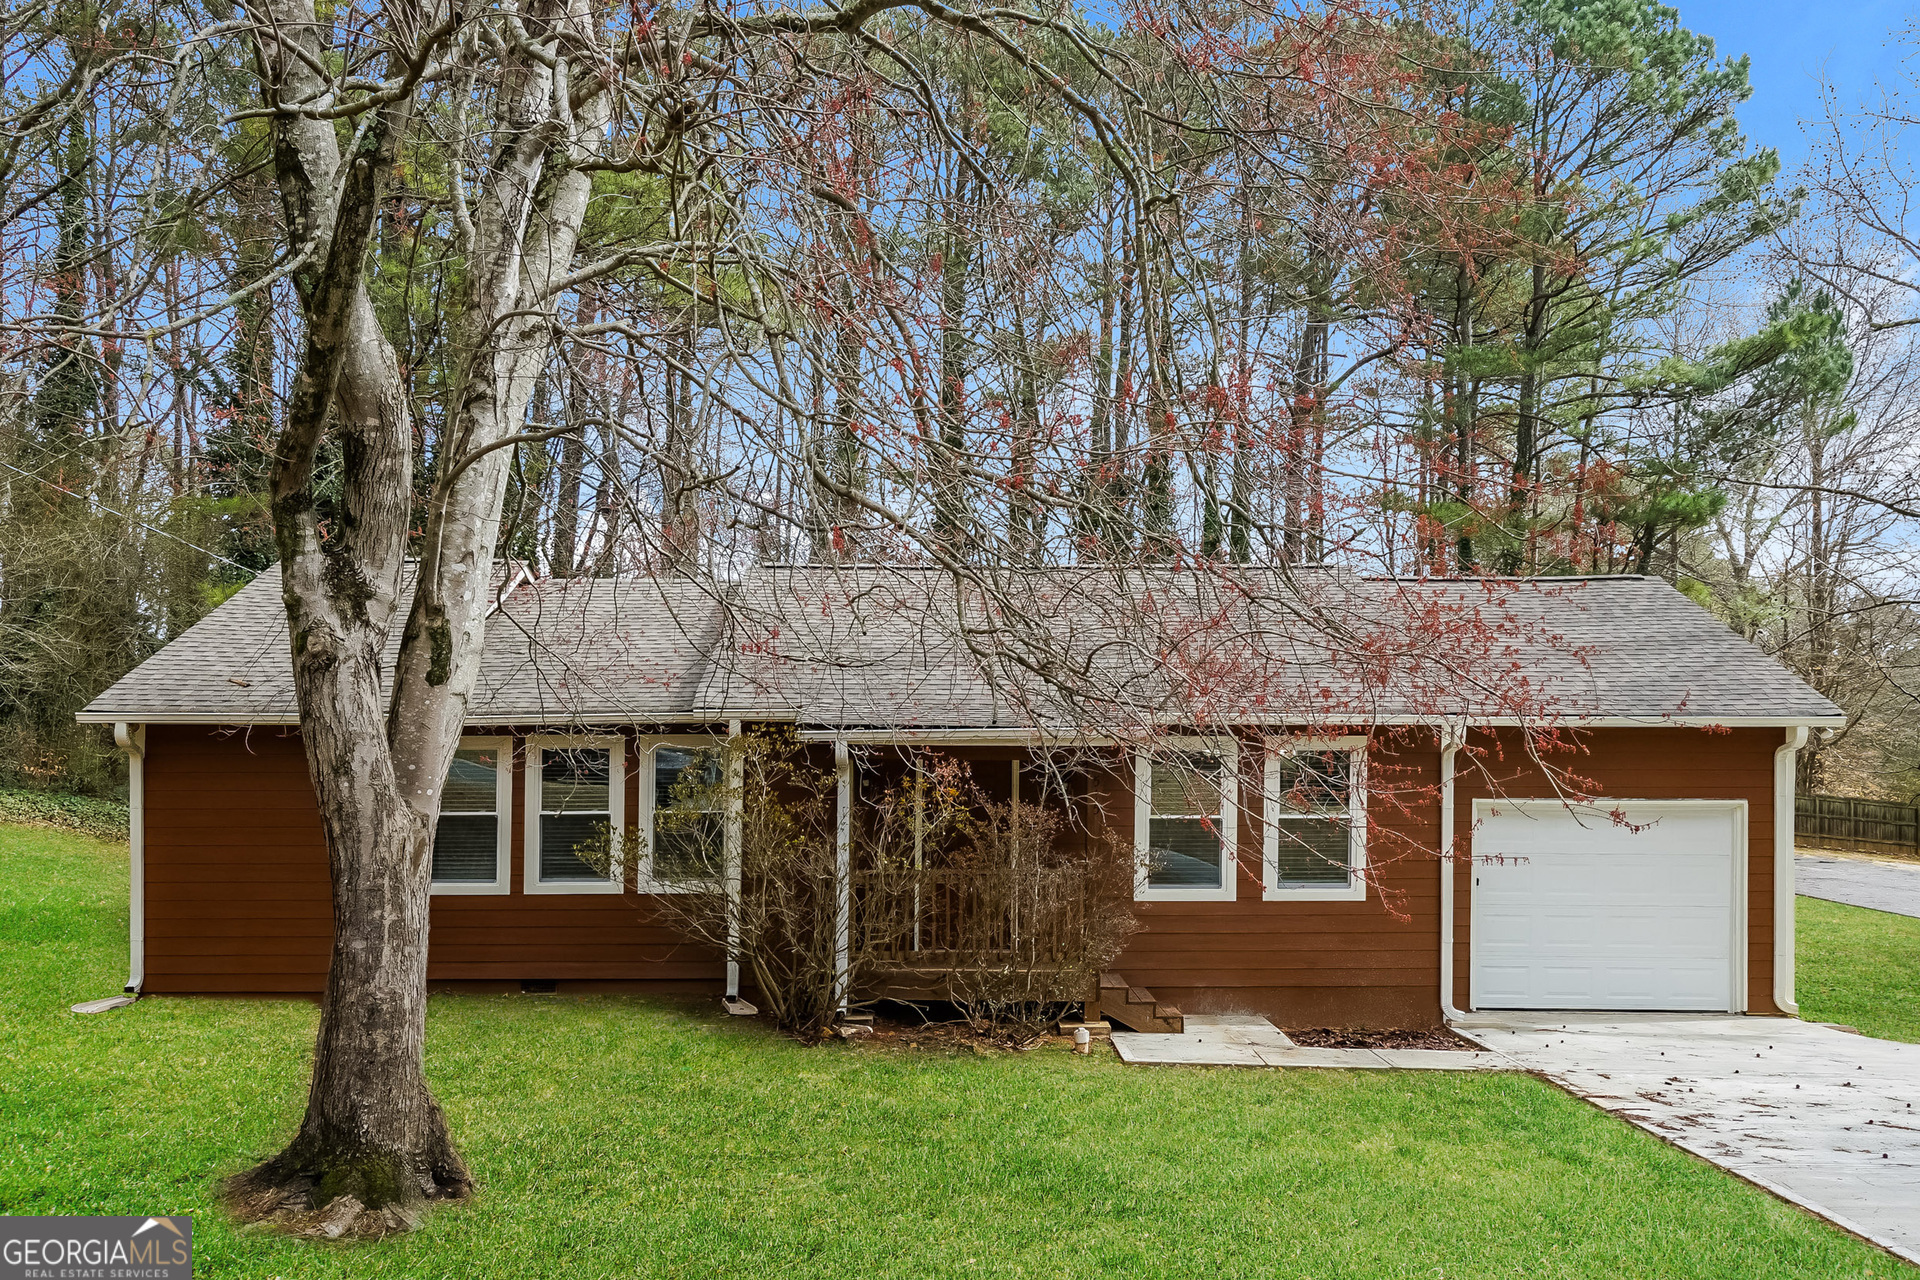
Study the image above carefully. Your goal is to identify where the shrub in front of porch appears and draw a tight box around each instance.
[585,732,1139,1041]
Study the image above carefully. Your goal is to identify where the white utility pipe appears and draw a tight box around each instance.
[1437,726,1467,1023]
[1774,726,1810,1016]
[114,723,145,994]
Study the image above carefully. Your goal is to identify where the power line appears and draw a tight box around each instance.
[0,457,262,575]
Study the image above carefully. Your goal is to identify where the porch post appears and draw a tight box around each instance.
[835,738,851,1014]
[912,757,924,954]
[725,719,743,1002]
[1009,757,1021,940]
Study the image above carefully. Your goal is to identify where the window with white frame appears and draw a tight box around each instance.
[525,738,625,893]
[1264,738,1367,900]
[1135,742,1238,901]
[431,737,511,893]
[646,741,725,889]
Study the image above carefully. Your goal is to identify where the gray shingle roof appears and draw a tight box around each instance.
[79,564,1844,728]
[79,567,728,726]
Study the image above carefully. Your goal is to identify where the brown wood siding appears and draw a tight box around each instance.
[1450,726,1784,1016]
[138,724,1785,1023]
[1107,736,1446,1028]
[141,725,720,994]
[144,726,329,991]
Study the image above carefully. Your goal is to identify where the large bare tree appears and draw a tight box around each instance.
[224,0,623,1224]
[215,0,1238,1233]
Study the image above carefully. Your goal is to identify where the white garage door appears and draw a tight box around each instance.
[1471,800,1744,1012]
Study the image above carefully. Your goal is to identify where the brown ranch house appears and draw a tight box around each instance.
[79,565,1844,1029]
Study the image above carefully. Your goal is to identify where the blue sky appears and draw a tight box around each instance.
[1675,0,1912,164]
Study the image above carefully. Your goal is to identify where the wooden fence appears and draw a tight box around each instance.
[1795,794,1920,856]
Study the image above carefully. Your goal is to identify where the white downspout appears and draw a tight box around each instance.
[724,719,743,1002]
[834,739,851,1016]
[114,723,145,994]
[1774,726,1810,1016]
[1438,725,1467,1023]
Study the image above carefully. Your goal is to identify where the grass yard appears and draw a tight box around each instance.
[1,824,1913,1279]
[1797,893,1920,1044]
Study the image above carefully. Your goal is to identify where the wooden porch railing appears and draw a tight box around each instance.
[853,866,1091,967]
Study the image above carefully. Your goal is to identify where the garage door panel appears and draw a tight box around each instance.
[1475,964,1544,1004]
[1539,966,1602,1002]
[1471,801,1740,1012]
[1594,966,1658,1002]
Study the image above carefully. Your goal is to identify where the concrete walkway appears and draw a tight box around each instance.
[1798,852,1920,919]
[1111,1014,1507,1070]
[1454,1013,1920,1266]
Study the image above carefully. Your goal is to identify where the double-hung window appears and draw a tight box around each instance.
[525,736,625,894]
[430,737,511,894]
[644,740,725,891]
[1134,740,1239,902]
[1264,737,1367,901]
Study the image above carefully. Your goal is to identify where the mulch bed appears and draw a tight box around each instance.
[1285,1026,1474,1050]
[843,1010,1476,1054]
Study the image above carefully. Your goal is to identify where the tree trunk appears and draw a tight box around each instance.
[1105,226,1136,554]
[1009,288,1041,565]
[1285,286,1329,565]
[228,0,607,1233]
[827,288,863,559]
[662,316,700,574]
[1080,213,1117,552]
[552,298,594,577]
[934,104,973,552]
[1138,211,1174,561]
[1227,188,1254,564]
[1503,258,1549,574]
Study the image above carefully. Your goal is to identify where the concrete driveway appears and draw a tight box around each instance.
[1455,1013,1920,1266]
[1798,852,1920,918]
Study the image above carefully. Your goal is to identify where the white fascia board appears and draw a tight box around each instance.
[75,711,302,725]
[795,716,1847,738]
[1280,714,1850,730]
[77,711,800,727]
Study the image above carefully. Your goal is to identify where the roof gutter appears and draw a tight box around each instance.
[795,728,1117,747]
[113,723,145,995]
[1774,726,1810,1016]
[77,710,1850,729]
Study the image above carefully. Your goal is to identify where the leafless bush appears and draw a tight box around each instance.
[583,737,1136,1042]
[919,788,1138,1042]
[587,728,920,1037]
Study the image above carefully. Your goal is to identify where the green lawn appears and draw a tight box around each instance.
[1798,893,1920,1043]
[1,824,1912,1279]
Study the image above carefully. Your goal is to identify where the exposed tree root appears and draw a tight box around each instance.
[223,1141,471,1239]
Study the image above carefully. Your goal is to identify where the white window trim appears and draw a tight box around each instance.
[1263,736,1368,902]
[1134,737,1240,903]
[637,735,728,894]
[524,735,626,895]
[430,735,513,896]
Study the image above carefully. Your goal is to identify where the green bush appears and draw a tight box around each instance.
[0,788,128,840]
